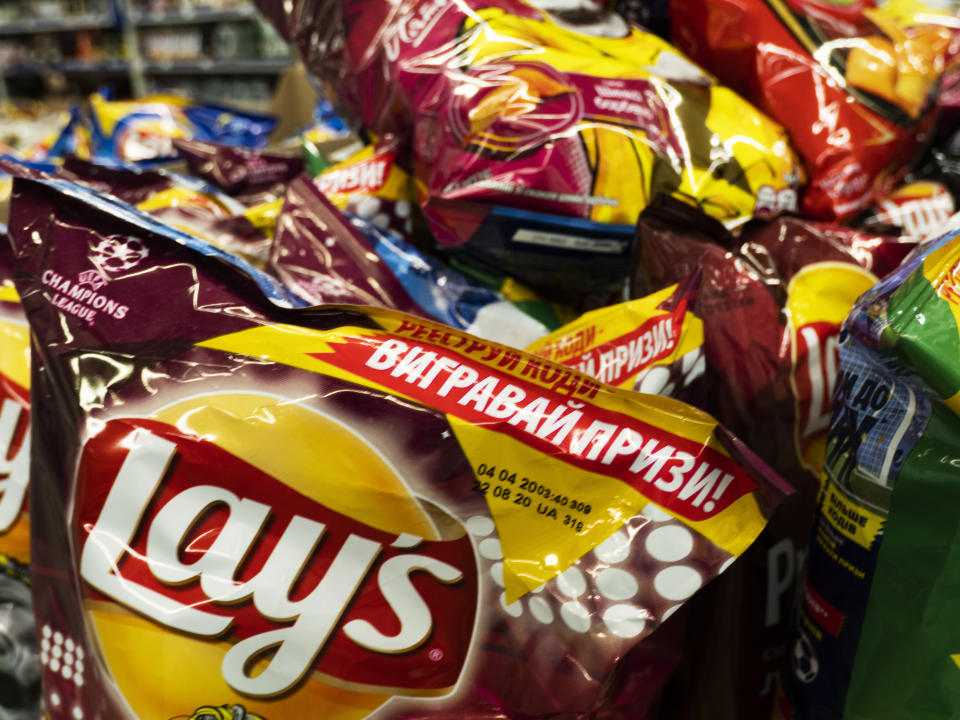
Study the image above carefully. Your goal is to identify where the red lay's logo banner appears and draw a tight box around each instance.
[75,412,478,710]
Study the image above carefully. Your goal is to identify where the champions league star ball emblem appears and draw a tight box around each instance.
[88,236,149,275]
[793,632,819,684]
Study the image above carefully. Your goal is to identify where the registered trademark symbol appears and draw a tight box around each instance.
[428,648,444,662]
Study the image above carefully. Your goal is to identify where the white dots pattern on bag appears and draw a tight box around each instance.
[602,605,647,639]
[355,196,381,219]
[466,516,495,537]
[653,565,703,602]
[500,592,522,618]
[490,562,505,587]
[40,624,86,688]
[560,601,591,633]
[594,530,630,564]
[479,538,503,561]
[556,566,586,598]
[596,568,639,601]
[528,596,554,624]
[467,507,723,641]
[645,525,694,562]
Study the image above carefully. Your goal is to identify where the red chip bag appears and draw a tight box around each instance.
[254,0,802,299]
[670,0,958,219]
[8,177,791,720]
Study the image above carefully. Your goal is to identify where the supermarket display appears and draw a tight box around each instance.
[669,0,959,220]
[2,0,960,718]
[257,0,803,300]
[8,175,790,720]
[778,223,960,720]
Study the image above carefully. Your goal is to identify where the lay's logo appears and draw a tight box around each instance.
[75,404,478,715]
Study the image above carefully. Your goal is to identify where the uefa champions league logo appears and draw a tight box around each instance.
[88,235,149,277]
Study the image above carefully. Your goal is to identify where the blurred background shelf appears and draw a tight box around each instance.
[133,7,258,25]
[0,0,293,103]
[0,13,118,35]
[143,57,291,74]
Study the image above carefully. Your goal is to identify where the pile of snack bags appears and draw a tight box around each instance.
[2,1,960,718]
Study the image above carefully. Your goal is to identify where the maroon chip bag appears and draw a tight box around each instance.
[173,138,305,204]
[8,176,792,720]
[632,195,915,720]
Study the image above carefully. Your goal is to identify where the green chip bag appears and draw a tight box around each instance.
[779,222,960,720]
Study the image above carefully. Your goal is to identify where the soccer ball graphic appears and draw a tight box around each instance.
[793,632,819,684]
[89,236,148,274]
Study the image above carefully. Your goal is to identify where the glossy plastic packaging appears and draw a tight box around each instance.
[526,280,705,401]
[173,138,305,205]
[89,93,276,165]
[778,223,960,720]
[9,176,791,720]
[272,175,553,346]
[859,180,956,238]
[256,0,802,296]
[314,137,416,239]
[670,0,959,219]
[631,197,914,720]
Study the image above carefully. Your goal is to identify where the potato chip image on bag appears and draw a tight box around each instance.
[8,177,791,720]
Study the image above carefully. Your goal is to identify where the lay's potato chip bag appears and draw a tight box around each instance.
[8,176,791,720]
[255,0,802,297]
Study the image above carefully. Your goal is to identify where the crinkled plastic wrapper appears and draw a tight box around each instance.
[89,93,276,165]
[628,197,914,720]
[0,154,279,268]
[315,137,417,239]
[256,0,802,295]
[271,175,552,347]
[670,0,960,220]
[173,138,305,205]
[779,224,960,720]
[526,280,706,402]
[859,180,956,238]
[9,177,791,720]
